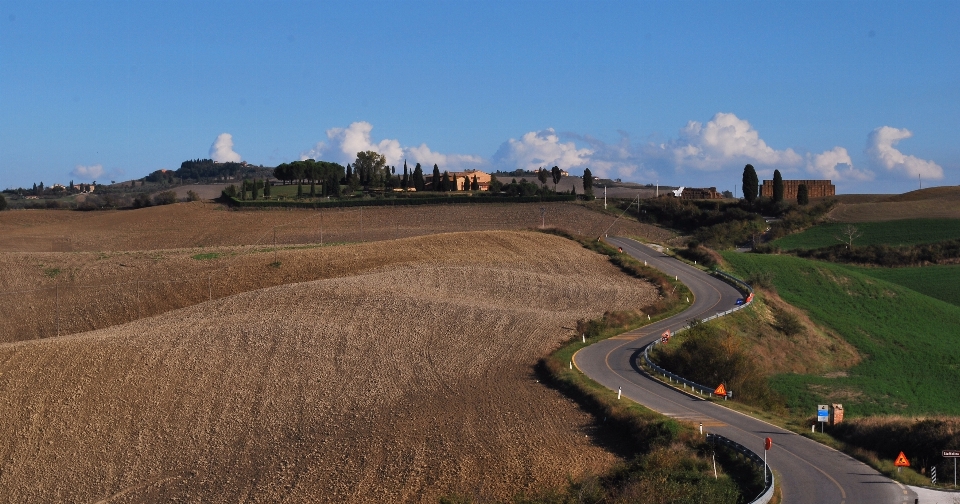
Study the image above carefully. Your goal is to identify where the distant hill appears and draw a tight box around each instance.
[829,186,960,222]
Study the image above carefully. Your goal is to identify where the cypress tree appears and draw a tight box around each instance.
[797,184,809,205]
[471,175,479,191]
[742,164,759,203]
[402,161,409,189]
[772,169,784,203]
[297,183,303,199]
[583,168,594,195]
[432,164,441,191]
[263,179,271,197]
[413,163,425,191]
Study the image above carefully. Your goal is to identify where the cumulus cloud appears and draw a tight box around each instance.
[404,143,484,170]
[806,147,873,181]
[865,126,943,179]
[209,133,242,163]
[302,121,483,170]
[491,128,594,172]
[70,164,106,180]
[559,131,655,180]
[646,112,802,171]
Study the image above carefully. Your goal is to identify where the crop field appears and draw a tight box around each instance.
[0,200,671,253]
[770,218,960,250]
[0,230,660,503]
[827,186,960,222]
[851,264,960,307]
[722,252,960,417]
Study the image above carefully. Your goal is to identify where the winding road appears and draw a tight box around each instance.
[574,237,916,504]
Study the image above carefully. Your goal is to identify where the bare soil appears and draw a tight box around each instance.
[0,230,658,503]
[828,186,960,222]
[0,200,672,253]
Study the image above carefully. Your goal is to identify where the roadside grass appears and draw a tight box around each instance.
[851,264,960,307]
[533,310,757,504]
[770,219,960,250]
[721,252,960,417]
[191,252,221,260]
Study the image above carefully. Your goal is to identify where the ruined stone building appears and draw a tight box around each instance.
[761,179,835,199]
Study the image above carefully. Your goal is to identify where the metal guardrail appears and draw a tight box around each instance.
[708,433,775,504]
[641,270,755,397]
[640,271,773,502]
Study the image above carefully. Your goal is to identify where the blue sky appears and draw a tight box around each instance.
[2,1,958,194]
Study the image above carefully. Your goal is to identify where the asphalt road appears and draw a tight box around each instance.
[574,237,916,504]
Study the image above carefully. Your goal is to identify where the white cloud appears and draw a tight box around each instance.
[70,164,105,180]
[646,112,802,171]
[314,121,404,166]
[806,147,874,181]
[560,131,656,180]
[404,143,484,170]
[209,133,242,163]
[491,128,594,172]
[865,126,943,179]
[302,121,483,170]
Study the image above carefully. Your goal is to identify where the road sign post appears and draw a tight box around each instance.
[817,405,829,432]
[895,451,910,473]
[764,437,772,481]
[714,383,727,400]
[943,450,959,487]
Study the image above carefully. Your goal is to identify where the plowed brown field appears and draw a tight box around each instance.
[828,186,960,222]
[0,201,671,253]
[0,231,658,503]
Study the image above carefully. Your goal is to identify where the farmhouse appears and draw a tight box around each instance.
[667,187,722,200]
[761,179,834,199]
[427,169,492,190]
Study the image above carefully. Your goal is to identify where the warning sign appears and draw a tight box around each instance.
[894,452,910,467]
[714,383,727,396]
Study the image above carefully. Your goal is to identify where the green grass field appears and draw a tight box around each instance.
[770,218,960,250]
[851,264,960,307]
[722,252,960,417]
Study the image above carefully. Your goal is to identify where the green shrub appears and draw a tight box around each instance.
[152,190,178,206]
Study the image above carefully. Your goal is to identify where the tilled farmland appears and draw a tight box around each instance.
[0,230,659,503]
[0,200,672,253]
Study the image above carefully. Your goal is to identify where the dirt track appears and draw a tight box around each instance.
[0,231,658,503]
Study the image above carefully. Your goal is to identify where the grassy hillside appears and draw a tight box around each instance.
[722,252,960,417]
[852,264,960,307]
[770,218,960,250]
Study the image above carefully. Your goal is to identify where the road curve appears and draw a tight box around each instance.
[574,237,915,504]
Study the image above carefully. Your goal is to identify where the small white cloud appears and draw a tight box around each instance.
[70,164,105,180]
[491,128,594,172]
[647,112,802,171]
[866,126,943,179]
[806,147,873,181]
[209,133,242,163]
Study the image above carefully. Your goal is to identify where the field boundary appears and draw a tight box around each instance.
[223,193,577,209]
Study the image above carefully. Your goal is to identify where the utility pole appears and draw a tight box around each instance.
[604,185,607,210]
